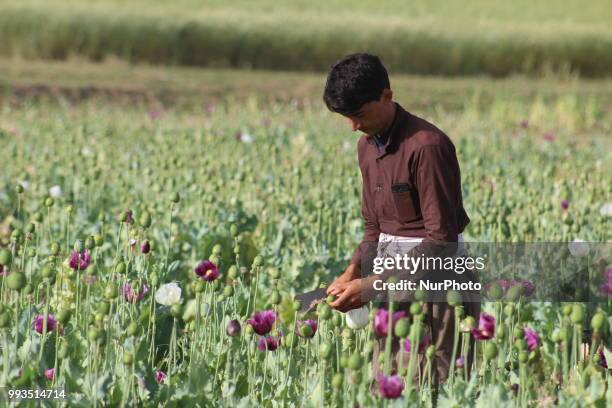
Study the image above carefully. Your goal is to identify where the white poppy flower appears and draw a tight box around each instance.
[155,282,182,306]
[49,185,62,198]
[240,132,253,143]
[568,239,589,257]
[346,305,369,329]
[600,203,612,216]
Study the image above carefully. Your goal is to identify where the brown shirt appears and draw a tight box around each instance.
[351,102,470,266]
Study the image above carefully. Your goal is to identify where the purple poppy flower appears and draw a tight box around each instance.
[561,200,569,210]
[122,282,149,303]
[0,265,7,276]
[543,133,556,141]
[511,383,519,395]
[69,250,91,271]
[519,120,528,129]
[377,375,404,399]
[247,310,277,335]
[195,260,219,282]
[471,313,495,340]
[523,327,540,351]
[34,314,57,334]
[148,110,163,120]
[403,334,430,354]
[297,319,318,338]
[155,370,167,384]
[600,268,612,297]
[44,368,55,381]
[257,335,281,351]
[226,319,241,337]
[373,308,408,338]
[486,279,511,294]
[600,281,612,297]
[141,240,151,254]
[456,356,465,369]
[512,280,535,297]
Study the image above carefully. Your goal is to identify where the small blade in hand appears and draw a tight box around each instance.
[295,288,328,313]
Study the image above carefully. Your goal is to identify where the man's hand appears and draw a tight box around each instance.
[329,279,368,312]
[327,264,360,297]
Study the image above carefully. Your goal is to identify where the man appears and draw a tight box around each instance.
[322,53,479,384]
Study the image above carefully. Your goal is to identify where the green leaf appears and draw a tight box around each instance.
[475,384,509,408]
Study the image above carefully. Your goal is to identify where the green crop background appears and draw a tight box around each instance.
[1,0,611,77]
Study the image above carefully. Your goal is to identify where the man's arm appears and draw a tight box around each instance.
[328,146,380,296]
[328,196,380,296]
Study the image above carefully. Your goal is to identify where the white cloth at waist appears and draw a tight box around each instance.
[378,232,465,257]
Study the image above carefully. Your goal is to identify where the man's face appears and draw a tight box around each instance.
[343,89,393,136]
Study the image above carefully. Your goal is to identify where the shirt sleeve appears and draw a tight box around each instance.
[415,143,460,242]
[351,142,381,266]
[350,198,381,266]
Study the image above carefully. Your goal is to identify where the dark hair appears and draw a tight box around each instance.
[323,53,390,115]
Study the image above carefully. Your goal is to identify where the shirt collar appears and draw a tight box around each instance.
[368,102,405,156]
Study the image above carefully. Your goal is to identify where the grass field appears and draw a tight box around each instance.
[1,1,612,77]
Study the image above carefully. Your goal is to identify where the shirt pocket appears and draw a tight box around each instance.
[390,182,419,222]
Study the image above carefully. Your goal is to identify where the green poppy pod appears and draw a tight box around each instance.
[332,373,343,389]
[318,303,332,320]
[104,284,118,300]
[123,352,134,365]
[57,309,71,325]
[447,290,462,307]
[394,318,410,338]
[127,322,139,337]
[347,353,362,370]
[485,342,498,359]
[591,313,605,331]
[409,302,422,316]
[0,313,11,328]
[139,211,152,228]
[570,304,584,324]
[6,272,26,290]
[0,249,12,266]
[268,290,281,305]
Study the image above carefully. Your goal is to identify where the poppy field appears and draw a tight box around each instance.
[0,83,610,407]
